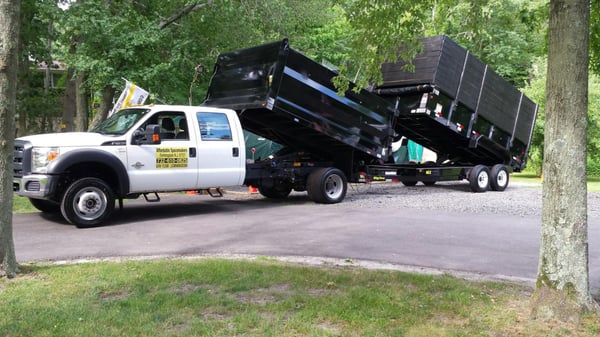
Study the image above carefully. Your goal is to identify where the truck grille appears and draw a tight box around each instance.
[13,140,31,178]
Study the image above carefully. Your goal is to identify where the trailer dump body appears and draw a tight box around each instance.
[203,39,397,170]
[376,35,537,171]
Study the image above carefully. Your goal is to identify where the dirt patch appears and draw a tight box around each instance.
[99,290,129,301]
[232,283,293,306]
[169,283,218,296]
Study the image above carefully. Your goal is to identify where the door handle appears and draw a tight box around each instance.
[232,147,239,157]
[189,147,196,158]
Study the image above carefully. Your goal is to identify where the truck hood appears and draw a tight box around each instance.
[17,132,126,147]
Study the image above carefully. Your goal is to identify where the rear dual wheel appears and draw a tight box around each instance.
[307,167,347,204]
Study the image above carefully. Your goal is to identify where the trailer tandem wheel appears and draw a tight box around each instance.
[490,164,509,192]
[469,165,490,193]
[307,167,348,204]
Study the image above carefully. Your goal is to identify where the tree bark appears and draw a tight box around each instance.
[0,0,20,279]
[531,0,598,321]
[74,72,88,132]
[61,67,76,132]
[88,85,115,130]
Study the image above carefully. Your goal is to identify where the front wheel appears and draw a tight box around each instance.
[307,168,347,204]
[60,177,115,228]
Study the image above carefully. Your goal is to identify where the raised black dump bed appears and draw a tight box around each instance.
[376,35,537,171]
[204,39,396,175]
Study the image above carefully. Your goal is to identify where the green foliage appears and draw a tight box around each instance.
[337,0,547,88]
[591,0,600,74]
[430,0,547,86]
[46,0,339,106]
[522,58,600,176]
[336,0,433,88]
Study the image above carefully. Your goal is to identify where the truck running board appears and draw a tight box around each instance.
[143,192,161,202]
[204,188,223,198]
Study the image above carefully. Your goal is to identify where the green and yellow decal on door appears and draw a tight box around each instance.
[156,147,188,168]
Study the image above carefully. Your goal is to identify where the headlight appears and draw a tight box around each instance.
[32,147,60,173]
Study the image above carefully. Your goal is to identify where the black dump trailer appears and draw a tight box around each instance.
[204,37,537,197]
[374,35,537,190]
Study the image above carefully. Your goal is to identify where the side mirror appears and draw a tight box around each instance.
[133,124,161,145]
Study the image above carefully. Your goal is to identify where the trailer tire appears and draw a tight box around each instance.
[490,164,509,191]
[29,198,60,213]
[422,181,436,186]
[401,181,418,187]
[307,167,347,204]
[60,177,115,228]
[258,185,292,199]
[469,165,490,193]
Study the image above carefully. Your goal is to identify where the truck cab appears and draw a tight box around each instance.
[13,105,246,227]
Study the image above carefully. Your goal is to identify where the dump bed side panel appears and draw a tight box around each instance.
[204,39,397,164]
[204,40,284,110]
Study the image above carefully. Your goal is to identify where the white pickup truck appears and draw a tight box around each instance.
[13,104,350,228]
[13,105,249,227]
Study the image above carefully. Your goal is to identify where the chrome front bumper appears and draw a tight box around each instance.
[13,174,57,199]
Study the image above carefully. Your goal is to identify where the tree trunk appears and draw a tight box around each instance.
[61,67,76,132]
[0,0,20,279]
[74,72,88,131]
[531,0,598,321]
[88,85,115,130]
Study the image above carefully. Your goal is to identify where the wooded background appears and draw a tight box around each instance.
[16,0,598,175]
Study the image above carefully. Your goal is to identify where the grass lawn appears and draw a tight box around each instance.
[8,178,600,336]
[1,258,599,336]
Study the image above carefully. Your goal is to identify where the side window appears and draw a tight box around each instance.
[143,111,188,141]
[197,112,232,141]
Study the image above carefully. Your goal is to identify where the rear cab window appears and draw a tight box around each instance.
[197,112,232,141]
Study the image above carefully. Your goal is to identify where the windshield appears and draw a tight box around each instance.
[91,108,150,135]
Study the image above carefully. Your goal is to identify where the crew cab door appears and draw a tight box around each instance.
[194,110,246,188]
[127,111,199,192]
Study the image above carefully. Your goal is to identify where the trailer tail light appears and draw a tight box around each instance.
[456,123,464,132]
[420,93,428,108]
[435,103,443,117]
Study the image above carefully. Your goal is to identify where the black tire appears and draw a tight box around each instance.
[490,164,510,192]
[468,165,490,193]
[307,167,347,204]
[29,198,60,213]
[422,181,436,186]
[258,185,292,199]
[401,181,418,187]
[60,177,115,228]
